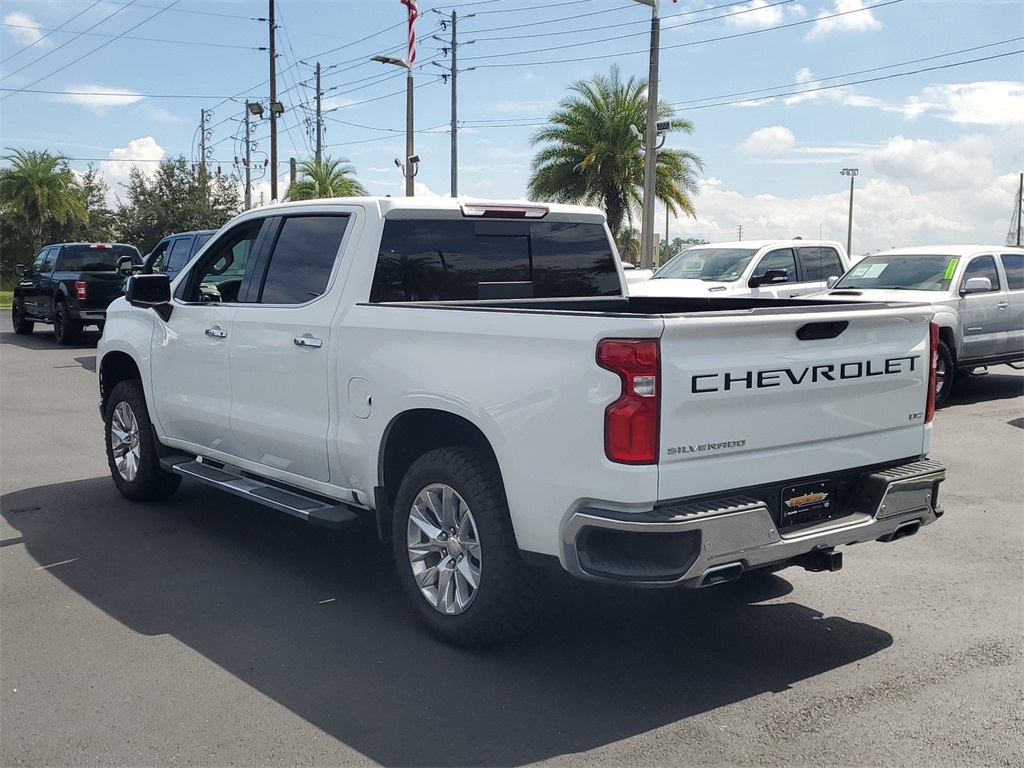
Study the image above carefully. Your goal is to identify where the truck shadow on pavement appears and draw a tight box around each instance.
[0,329,102,350]
[945,368,1024,407]
[3,477,894,767]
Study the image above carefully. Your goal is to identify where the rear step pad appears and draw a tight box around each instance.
[160,457,360,530]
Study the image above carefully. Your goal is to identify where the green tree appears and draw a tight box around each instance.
[527,66,703,242]
[0,149,88,256]
[618,227,641,264]
[117,156,241,254]
[286,156,368,200]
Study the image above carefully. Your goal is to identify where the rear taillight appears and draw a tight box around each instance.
[597,339,660,464]
[75,281,87,301]
[925,322,938,423]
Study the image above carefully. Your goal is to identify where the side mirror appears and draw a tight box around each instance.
[749,269,789,288]
[117,255,136,276]
[15,264,26,276]
[826,275,840,289]
[125,274,172,321]
[962,277,992,295]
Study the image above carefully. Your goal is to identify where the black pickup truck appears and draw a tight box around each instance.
[12,242,142,344]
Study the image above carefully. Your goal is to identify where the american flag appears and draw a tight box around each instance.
[400,0,418,64]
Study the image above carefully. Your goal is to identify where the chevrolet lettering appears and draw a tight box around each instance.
[691,355,920,394]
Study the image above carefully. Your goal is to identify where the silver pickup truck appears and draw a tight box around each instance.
[825,244,1024,406]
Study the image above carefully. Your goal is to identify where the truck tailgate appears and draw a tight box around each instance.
[658,303,933,502]
[81,272,127,309]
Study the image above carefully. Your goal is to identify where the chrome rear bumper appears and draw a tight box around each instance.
[562,458,945,587]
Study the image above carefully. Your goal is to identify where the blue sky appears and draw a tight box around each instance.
[2,0,1022,254]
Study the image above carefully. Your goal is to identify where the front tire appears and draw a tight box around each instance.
[392,446,545,646]
[53,301,82,345]
[104,380,181,501]
[935,340,954,408]
[11,298,33,335]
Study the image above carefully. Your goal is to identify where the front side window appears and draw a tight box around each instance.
[180,220,263,303]
[31,248,51,272]
[799,247,844,281]
[1000,252,1024,291]
[962,255,1000,292]
[148,240,170,273]
[751,249,797,282]
[166,237,193,273]
[653,247,756,282]
[258,215,350,304]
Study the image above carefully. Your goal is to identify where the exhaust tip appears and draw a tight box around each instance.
[699,562,744,587]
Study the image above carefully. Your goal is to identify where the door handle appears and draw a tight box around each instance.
[293,335,323,348]
[205,327,228,339]
[998,302,1009,309]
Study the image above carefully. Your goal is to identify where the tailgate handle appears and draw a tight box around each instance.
[796,321,848,340]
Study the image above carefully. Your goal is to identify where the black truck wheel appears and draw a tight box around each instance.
[392,446,545,646]
[935,340,955,408]
[53,301,82,345]
[104,380,182,501]
[11,298,34,335]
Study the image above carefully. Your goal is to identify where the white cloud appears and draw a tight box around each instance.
[864,135,994,189]
[58,85,143,113]
[99,137,165,203]
[807,0,882,40]
[742,125,796,153]
[3,11,50,48]
[725,1,794,30]
[894,82,1024,127]
[668,142,1012,254]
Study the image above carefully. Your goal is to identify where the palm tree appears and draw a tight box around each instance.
[527,66,703,241]
[0,149,88,254]
[286,156,368,200]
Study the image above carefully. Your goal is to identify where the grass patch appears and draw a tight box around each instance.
[0,291,12,309]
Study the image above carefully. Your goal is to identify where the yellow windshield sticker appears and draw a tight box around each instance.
[944,259,959,280]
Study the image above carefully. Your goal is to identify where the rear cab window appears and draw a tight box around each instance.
[58,245,140,272]
[370,218,620,302]
[999,252,1024,291]
[798,246,844,281]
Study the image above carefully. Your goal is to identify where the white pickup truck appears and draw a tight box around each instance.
[98,198,945,645]
[630,239,850,299]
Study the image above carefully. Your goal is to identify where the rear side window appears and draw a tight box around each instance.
[370,219,620,302]
[962,255,1000,291]
[799,247,844,281]
[59,245,139,272]
[258,215,350,304]
[1000,252,1024,290]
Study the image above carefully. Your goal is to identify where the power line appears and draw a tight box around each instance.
[0,21,263,51]
[2,1,183,101]
[463,0,905,68]
[2,1,105,61]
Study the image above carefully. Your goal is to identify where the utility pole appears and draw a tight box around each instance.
[634,0,660,271]
[315,62,323,163]
[432,10,474,197]
[1017,172,1023,247]
[269,0,279,201]
[737,224,743,241]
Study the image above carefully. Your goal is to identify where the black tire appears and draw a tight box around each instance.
[11,297,33,335]
[392,446,545,646]
[53,301,82,345]
[104,379,182,501]
[935,340,955,408]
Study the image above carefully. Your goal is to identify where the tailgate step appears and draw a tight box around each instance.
[160,457,360,530]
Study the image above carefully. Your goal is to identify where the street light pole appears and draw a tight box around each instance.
[372,55,417,196]
[840,168,858,256]
[635,0,660,271]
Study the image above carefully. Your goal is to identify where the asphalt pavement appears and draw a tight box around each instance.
[1,327,1021,767]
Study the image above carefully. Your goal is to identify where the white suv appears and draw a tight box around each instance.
[630,240,849,299]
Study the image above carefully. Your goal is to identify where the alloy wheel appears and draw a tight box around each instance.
[406,483,482,615]
[110,401,141,482]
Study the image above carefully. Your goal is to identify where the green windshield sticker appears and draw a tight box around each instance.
[944,259,959,280]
